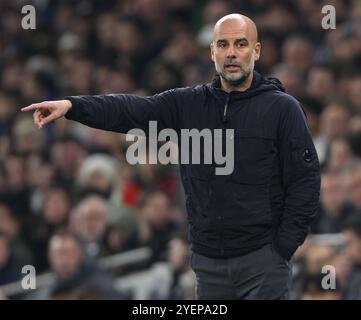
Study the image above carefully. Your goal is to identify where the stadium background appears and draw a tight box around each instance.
[1,0,361,299]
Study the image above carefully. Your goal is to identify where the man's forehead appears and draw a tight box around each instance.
[213,15,257,42]
[214,30,248,41]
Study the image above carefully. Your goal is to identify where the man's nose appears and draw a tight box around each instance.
[226,45,236,57]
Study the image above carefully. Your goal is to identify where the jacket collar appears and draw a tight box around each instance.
[208,70,285,99]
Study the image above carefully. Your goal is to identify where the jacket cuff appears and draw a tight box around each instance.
[64,96,81,120]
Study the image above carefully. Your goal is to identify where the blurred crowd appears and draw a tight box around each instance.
[1,0,361,299]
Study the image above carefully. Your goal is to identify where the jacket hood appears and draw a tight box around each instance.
[209,70,285,99]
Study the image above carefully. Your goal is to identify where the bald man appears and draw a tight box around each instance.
[211,14,260,91]
[22,14,320,300]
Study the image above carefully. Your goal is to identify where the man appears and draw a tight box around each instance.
[69,195,108,261]
[0,230,23,286]
[22,14,320,299]
[341,214,361,300]
[32,230,120,299]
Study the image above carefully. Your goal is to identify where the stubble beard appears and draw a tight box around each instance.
[219,65,252,87]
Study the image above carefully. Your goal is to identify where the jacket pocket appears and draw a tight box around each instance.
[186,164,212,223]
[231,128,274,185]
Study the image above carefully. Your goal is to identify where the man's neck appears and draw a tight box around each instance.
[220,72,253,93]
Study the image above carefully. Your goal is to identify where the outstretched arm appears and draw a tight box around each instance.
[21,89,181,133]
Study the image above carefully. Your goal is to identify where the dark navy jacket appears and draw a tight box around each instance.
[65,71,321,261]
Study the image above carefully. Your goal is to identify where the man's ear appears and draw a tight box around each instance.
[254,42,261,61]
[210,42,215,62]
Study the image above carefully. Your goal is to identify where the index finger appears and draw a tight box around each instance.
[21,102,48,112]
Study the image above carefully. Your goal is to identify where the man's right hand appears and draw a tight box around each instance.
[21,99,72,129]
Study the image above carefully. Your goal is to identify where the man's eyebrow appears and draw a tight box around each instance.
[216,38,249,43]
[234,38,249,43]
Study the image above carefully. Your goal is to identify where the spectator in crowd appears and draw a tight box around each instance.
[0,203,33,268]
[306,66,337,104]
[49,136,88,190]
[116,228,195,300]
[69,195,109,262]
[75,153,117,199]
[23,185,71,272]
[0,153,30,217]
[32,230,120,299]
[341,214,361,299]
[148,231,195,300]
[325,138,354,173]
[271,65,303,97]
[316,103,351,166]
[320,103,350,142]
[312,173,350,234]
[0,231,23,286]
[343,162,361,214]
[281,36,314,79]
[134,190,179,266]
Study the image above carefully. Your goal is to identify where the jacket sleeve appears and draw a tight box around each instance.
[273,95,321,261]
[64,89,182,134]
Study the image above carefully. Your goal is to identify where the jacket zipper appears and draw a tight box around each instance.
[222,94,231,123]
[220,94,231,257]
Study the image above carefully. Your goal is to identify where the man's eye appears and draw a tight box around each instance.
[237,42,246,47]
[218,43,227,48]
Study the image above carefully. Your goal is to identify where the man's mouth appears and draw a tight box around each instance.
[224,64,241,71]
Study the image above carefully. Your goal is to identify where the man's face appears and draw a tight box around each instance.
[73,204,107,242]
[211,18,260,87]
[142,193,171,228]
[81,208,107,242]
[49,236,83,279]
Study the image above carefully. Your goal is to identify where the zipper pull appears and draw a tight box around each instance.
[222,95,230,123]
